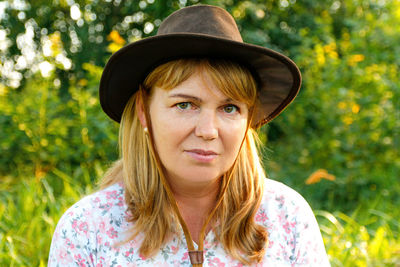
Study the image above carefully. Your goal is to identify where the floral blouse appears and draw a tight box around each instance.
[48,178,330,266]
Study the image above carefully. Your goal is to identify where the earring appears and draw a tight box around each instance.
[144,127,148,134]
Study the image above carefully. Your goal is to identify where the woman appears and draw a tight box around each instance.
[49,5,330,266]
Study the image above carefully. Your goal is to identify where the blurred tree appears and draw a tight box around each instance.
[0,0,188,94]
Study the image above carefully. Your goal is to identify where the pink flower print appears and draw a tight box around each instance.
[106,190,118,200]
[204,239,211,249]
[97,235,102,245]
[124,249,134,257]
[139,252,147,260]
[94,197,100,203]
[71,219,78,230]
[74,254,87,267]
[89,253,94,264]
[65,238,75,249]
[57,247,71,264]
[255,212,268,223]
[283,222,291,234]
[98,256,105,265]
[78,222,89,234]
[210,257,225,267]
[106,227,118,239]
[171,245,179,254]
[182,252,189,261]
[117,196,124,206]
[100,202,113,212]
[278,209,288,224]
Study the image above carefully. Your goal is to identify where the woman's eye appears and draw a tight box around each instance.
[223,104,239,114]
[176,102,192,110]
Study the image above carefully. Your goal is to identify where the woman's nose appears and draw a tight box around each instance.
[195,110,218,140]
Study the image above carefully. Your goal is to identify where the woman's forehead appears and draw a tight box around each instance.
[155,71,238,103]
[146,59,257,107]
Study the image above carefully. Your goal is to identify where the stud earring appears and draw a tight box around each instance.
[144,127,148,134]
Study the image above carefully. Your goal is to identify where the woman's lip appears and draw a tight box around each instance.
[185,149,218,162]
[186,149,218,155]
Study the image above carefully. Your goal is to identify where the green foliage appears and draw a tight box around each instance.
[0,64,119,178]
[260,0,400,213]
[0,0,399,265]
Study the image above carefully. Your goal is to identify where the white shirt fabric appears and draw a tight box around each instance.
[48,178,330,266]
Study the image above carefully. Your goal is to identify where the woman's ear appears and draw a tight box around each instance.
[135,92,147,128]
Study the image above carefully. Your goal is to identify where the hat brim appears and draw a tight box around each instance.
[99,33,301,128]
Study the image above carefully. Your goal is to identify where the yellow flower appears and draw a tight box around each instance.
[306,169,336,185]
[107,42,124,53]
[107,30,126,53]
[343,116,353,125]
[323,43,338,59]
[107,30,126,45]
[348,54,365,66]
[352,104,360,114]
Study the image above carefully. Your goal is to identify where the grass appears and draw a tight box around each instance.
[1,170,399,266]
[317,210,400,266]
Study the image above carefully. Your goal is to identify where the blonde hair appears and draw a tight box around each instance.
[101,58,268,264]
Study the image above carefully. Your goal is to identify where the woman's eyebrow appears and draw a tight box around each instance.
[169,93,234,104]
[220,98,235,104]
[169,93,202,102]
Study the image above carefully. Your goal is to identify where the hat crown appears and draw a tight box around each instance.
[158,5,243,42]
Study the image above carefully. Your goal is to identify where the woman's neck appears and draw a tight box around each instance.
[167,176,221,243]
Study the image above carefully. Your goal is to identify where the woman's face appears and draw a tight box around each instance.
[148,71,249,187]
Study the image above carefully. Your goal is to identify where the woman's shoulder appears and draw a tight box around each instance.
[257,178,330,266]
[60,183,126,220]
[48,183,130,266]
[257,178,316,225]
[261,178,311,209]
[52,183,128,238]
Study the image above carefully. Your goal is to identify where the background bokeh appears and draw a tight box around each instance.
[0,0,399,266]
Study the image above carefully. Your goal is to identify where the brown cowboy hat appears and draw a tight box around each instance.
[99,4,301,128]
